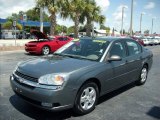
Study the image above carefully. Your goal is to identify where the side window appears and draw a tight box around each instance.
[126,41,141,56]
[63,37,69,41]
[109,42,126,58]
[58,37,64,41]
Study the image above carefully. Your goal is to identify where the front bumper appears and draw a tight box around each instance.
[10,74,76,111]
[25,46,41,54]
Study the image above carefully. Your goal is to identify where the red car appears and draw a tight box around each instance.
[130,36,144,46]
[25,31,73,55]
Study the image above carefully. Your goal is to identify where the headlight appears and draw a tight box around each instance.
[38,73,69,86]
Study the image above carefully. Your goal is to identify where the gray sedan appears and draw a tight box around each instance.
[10,37,153,115]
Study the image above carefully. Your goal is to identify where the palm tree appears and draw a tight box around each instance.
[80,0,105,37]
[59,0,85,38]
[36,0,61,35]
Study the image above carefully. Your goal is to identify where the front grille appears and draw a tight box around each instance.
[28,45,37,47]
[15,70,38,83]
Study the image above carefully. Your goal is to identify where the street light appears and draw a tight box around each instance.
[13,19,17,45]
[151,18,155,35]
[121,6,127,35]
[139,12,145,34]
[130,0,134,36]
[40,7,44,32]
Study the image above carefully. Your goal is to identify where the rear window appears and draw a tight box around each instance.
[126,41,142,56]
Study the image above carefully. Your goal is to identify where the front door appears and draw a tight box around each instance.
[104,41,129,92]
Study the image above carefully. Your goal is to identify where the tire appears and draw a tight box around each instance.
[74,82,99,115]
[42,46,50,55]
[136,65,148,85]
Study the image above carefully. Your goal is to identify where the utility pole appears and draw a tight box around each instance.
[151,18,154,35]
[130,0,134,36]
[140,12,145,34]
[13,19,16,45]
[40,7,43,32]
[92,22,94,37]
[121,6,126,35]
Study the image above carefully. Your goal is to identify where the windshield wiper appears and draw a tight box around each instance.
[53,53,96,61]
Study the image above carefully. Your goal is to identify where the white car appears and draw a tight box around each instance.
[153,38,159,45]
[154,36,160,45]
[142,38,150,46]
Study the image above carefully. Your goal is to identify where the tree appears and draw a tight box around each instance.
[144,30,150,35]
[100,25,110,34]
[55,24,68,34]
[80,0,105,37]
[105,27,110,34]
[26,8,49,22]
[67,26,74,34]
[2,21,22,30]
[36,0,62,35]
[60,0,86,38]
[120,29,126,34]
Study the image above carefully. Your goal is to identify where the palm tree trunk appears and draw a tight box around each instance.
[50,12,56,35]
[74,15,79,38]
[86,19,92,37]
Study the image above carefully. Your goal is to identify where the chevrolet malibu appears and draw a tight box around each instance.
[10,37,153,115]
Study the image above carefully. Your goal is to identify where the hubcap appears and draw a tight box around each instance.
[43,47,49,55]
[80,87,96,110]
[141,68,147,83]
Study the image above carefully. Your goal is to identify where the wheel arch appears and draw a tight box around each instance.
[78,77,101,94]
[41,45,51,53]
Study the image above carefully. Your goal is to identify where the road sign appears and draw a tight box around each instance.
[13,20,16,27]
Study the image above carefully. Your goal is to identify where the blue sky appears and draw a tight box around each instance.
[57,0,160,34]
[0,0,160,33]
[102,0,160,34]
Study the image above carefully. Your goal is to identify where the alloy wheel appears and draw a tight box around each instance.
[42,46,50,55]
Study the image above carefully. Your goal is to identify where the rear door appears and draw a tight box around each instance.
[124,39,143,82]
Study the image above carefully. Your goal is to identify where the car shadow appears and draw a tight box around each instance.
[98,82,135,105]
[24,52,42,57]
[146,106,160,119]
[9,95,76,120]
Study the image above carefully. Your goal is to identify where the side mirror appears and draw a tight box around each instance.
[108,55,122,62]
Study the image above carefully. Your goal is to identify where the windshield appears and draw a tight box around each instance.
[55,38,109,61]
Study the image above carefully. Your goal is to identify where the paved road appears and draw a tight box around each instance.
[0,46,160,120]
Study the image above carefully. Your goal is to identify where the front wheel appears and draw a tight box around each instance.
[136,65,148,85]
[42,46,50,55]
[74,82,99,115]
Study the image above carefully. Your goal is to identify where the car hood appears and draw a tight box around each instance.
[17,55,98,78]
[31,31,48,40]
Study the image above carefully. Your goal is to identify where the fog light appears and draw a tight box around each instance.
[41,102,52,107]
[10,75,14,81]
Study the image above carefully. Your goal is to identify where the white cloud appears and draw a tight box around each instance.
[0,0,36,18]
[144,2,155,9]
[112,5,128,21]
[95,0,110,12]
[112,5,128,31]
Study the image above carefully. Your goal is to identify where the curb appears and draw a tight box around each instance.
[0,50,25,54]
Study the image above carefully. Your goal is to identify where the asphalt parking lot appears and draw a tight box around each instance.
[0,46,160,120]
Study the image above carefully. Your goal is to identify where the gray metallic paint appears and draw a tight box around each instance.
[10,38,153,111]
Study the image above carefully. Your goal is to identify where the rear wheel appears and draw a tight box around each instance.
[42,46,50,55]
[136,65,148,85]
[74,82,99,115]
